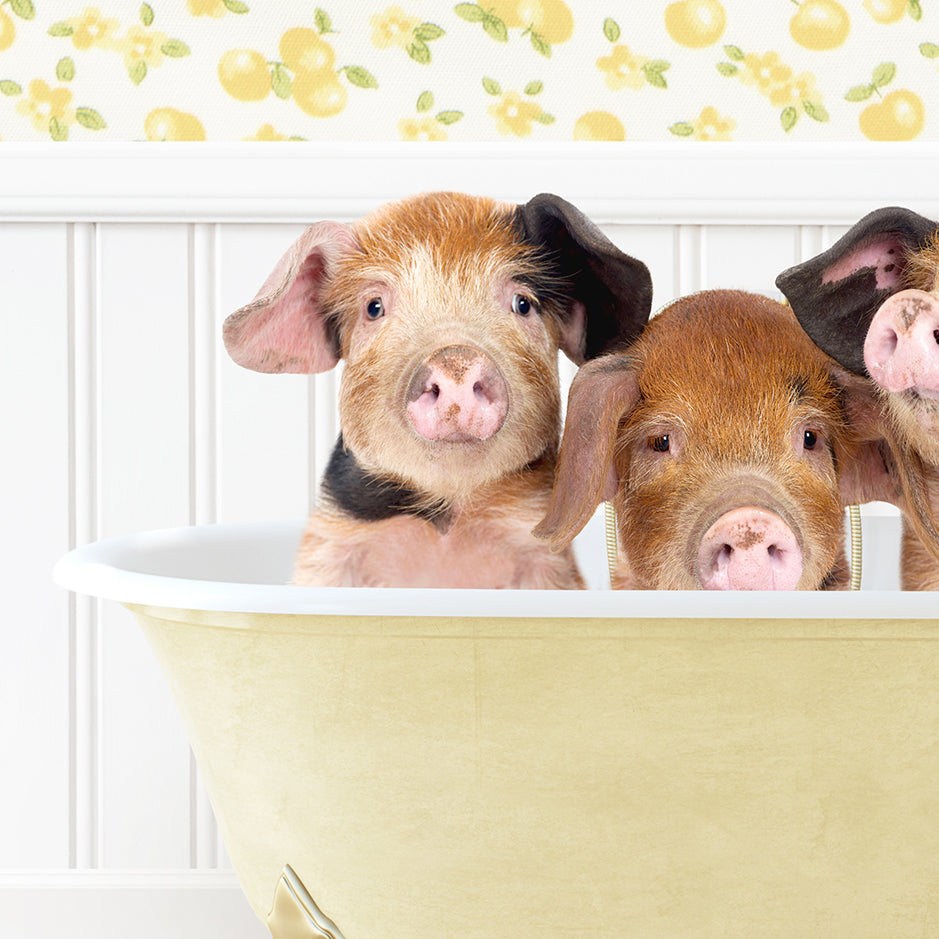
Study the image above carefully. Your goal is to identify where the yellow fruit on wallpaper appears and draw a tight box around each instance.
[0,8,15,52]
[859,89,925,139]
[218,50,270,102]
[279,28,336,73]
[145,108,207,141]
[292,70,347,117]
[864,0,906,22]
[573,111,625,140]
[789,0,850,50]
[516,0,574,43]
[488,0,524,28]
[664,0,726,48]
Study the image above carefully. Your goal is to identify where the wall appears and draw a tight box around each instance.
[0,1,939,141]
[0,145,935,937]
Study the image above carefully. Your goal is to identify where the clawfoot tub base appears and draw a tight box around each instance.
[268,867,346,939]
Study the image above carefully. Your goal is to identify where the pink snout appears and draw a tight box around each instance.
[695,507,803,591]
[864,289,939,398]
[406,346,509,442]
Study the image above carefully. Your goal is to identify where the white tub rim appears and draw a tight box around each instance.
[52,519,939,620]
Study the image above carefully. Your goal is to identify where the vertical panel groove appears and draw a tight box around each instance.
[68,221,100,870]
[676,225,706,295]
[188,223,220,869]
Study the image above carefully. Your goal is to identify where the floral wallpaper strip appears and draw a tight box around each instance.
[1,1,939,141]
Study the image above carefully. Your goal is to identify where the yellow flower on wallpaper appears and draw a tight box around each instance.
[16,79,75,134]
[399,115,447,140]
[719,46,828,133]
[118,25,169,73]
[573,110,625,140]
[597,45,649,91]
[670,105,736,139]
[597,21,670,91]
[67,7,119,50]
[371,6,419,49]
[483,77,553,136]
[398,90,462,139]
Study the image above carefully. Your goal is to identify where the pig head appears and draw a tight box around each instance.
[535,290,871,591]
[224,191,652,587]
[776,207,939,588]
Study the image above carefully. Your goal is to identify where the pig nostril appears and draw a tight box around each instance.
[473,380,486,401]
[934,329,939,346]
[429,383,440,401]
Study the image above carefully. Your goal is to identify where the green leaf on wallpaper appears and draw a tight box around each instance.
[716,62,738,77]
[414,23,445,42]
[482,76,501,96]
[436,110,463,124]
[162,40,191,58]
[76,108,106,130]
[524,81,543,96]
[315,8,335,35]
[909,0,923,21]
[536,112,555,125]
[49,117,68,141]
[56,58,76,82]
[223,0,250,12]
[48,22,75,37]
[781,107,798,133]
[408,40,431,64]
[921,43,939,59]
[603,19,620,43]
[271,65,292,99]
[724,45,745,62]
[140,4,154,27]
[669,122,695,137]
[530,32,551,57]
[417,91,434,112]
[871,63,896,88]
[643,68,667,89]
[343,66,378,89]
[844,84,873,101]
[128,60,147,85]
[803,100,829,122]
[483,15,509,42]
[0,81,22,96]
[455,4,486,23]
[10,0,35,20]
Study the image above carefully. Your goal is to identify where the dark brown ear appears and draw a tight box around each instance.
[533,352,641,551]
[516,193,652,363]
[223,221,359,374]
[776,206,938,376]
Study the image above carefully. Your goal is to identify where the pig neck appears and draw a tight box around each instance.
[322,435,556,534]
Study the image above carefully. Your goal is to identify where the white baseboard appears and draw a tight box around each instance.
[0,872,267,939]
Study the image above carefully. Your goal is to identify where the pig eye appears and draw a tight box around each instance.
[803,429,819,450]
[511,293,533,316]
[365,297,384,320]
[649,434,670,453]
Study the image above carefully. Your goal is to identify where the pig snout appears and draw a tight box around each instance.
[864,289,939,399]
[695,507,803,591]
[406,346,509,443]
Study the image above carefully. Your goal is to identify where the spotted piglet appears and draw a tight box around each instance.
[777,207,939,589]
[535,289,886,590]
[224,192,652,587]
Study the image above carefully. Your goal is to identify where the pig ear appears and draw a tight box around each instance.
[516,193,652,364]
[223,221,359,374]
[533,353,640,551]
[776,206,937,376]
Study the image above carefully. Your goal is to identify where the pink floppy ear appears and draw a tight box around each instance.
[223,221,359,374]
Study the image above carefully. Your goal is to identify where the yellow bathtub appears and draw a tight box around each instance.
[55,518,939,938]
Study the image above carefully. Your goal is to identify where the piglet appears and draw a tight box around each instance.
[224,191,652,587]
[535,289,880,590]
[776,207,939,589]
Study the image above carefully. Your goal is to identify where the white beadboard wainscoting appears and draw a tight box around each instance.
[1,143,934,938]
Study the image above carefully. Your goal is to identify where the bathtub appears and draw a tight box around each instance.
[54,514,939,938]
